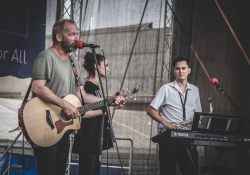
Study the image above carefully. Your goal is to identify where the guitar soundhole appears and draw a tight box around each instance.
[59,110,72,123]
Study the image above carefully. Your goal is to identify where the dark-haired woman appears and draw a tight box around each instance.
[74,52,120,175]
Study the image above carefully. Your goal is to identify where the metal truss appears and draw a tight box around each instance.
[60,3,83,174]
[62,0,83,32]
[155,1,175,174]
[160,0,175,86]
[61,0,84,59]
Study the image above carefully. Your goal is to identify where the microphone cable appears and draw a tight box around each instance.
[101,47,110,175]
[100,47,125,175]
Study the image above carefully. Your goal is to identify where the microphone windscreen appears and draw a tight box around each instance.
[76,40,85,49]
[211,78,218,85]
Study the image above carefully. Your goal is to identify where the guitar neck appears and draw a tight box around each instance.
[76,87,139,115]
[77,97,115,115]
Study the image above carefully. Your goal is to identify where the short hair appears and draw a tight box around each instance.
[172,56,190,68]
[52,19,76,42]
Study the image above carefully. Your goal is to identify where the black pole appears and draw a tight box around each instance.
[91,48,115,142]
[97,111,105,174]
[91,48,115,175]
[56,0,62,21]
[0,131,22,162]
[23,132,25,175]
[219,90,244,116]
[214,86,246,175]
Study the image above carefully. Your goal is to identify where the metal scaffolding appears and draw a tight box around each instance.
[60,0,84,59]
[155,0,175,174]
[160,0,175,86]
[61,0,83,31]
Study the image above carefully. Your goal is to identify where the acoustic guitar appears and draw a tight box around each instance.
[18,86,139,147]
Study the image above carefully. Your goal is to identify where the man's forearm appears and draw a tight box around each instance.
[147,106,177,129]
[32,84,65,108]
[147,106,165,124]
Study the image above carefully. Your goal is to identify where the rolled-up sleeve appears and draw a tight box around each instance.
[195,88,202,112]
[150,85,167,111]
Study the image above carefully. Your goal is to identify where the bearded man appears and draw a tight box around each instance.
[31,19,125,175]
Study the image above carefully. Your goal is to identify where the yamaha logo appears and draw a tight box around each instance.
[173,132,189,137]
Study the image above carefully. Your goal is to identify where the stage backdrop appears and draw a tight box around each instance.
[0,0,46,78]
[172,0,250,174]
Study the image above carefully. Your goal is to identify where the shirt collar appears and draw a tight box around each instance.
[169,80,191,94]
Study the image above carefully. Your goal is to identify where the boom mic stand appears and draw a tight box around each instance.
[215,86,244,117]
[91,47,116,175]
[212,82,247,175]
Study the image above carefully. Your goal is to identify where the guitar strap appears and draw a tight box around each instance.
[68,55,85,106]
[9,82,32,132]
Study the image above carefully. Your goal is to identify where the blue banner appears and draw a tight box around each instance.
[0,0,46,78]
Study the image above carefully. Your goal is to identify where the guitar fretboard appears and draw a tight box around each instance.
[77,97,114,115]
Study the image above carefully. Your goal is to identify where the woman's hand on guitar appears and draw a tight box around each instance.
[162,120,178,130]
[62,101,80,119]
[111,91,126,108]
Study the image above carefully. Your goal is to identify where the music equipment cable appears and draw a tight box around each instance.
[100,48,125,175]
[214,0,250,66]
[102,48,109,175]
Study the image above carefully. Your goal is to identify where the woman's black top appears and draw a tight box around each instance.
[74,81,113,153]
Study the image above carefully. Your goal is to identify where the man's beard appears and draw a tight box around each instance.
[61,37,76,53]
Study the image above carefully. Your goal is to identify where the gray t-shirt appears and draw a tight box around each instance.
[150,80,202,127]
[32,48,84,98]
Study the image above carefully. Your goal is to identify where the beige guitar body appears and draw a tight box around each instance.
[21,94,81,147]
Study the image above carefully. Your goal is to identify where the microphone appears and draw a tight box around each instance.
[211,78,224,92]
[76,40,100,49]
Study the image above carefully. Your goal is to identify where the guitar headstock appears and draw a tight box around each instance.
[122,85,139,101]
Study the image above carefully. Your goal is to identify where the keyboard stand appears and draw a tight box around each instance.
[186,148,199,175]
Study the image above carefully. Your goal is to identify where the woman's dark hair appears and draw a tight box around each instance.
[83,52,105,77]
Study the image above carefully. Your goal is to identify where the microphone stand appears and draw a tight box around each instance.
[216,87,244,117]
[214,85,247,175]
[91,48,116,175]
